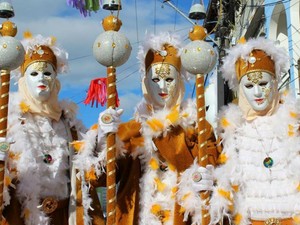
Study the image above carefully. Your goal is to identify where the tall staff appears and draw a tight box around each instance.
[0,2,24,221]
[92,8,131,225]
[181,24,217,225]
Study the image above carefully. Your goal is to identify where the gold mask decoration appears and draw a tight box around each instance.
[155,64,171,79]
[31,61,48,72]
[246,71,263,84]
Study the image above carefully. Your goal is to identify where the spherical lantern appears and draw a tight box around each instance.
[93,30,131,67]
[0,36,24,70]
[181,40,217,75]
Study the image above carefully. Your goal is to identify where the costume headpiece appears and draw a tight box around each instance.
[145,44,181,73]
[138,32,189,81]
[221,37,289,91]
[12,32,69,78]
[20,45,57,75]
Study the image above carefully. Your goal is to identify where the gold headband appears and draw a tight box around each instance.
[145,44,181,73]
[21,45,57,75]
[235,49,275,82]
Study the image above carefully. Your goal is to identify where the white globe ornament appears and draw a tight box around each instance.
[93,30,131,67]
[181,40,217,75]
[0,36,24,70]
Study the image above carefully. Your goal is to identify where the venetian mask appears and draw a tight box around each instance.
[24,61,57,102]
[240,71,275,111]
[145,63,180,109]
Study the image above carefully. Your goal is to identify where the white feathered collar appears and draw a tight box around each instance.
[4,92,82,225]
[210,93,300,225]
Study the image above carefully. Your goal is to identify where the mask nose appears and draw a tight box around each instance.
[158,80,167,91]
[254,84,262,97]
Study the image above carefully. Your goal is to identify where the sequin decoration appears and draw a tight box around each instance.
[248,56,256,64]
[0,142,9,152]
[263,157,274,168]
[192,171,202,182]
[43,154,53,164]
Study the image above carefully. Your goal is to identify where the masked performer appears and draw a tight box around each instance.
[74,32,219,225]
[2,34,102,225]
[209,37,300,225]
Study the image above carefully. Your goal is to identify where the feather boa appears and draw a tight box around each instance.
[75,99,209,224]
[210,93,300,225]
[4,92,85,225]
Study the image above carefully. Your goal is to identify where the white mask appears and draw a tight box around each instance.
[24,62,57,102]
[145,63,179,109]
[240,71,275,111]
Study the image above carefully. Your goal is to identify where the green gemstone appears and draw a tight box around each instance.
[263,157,274,168]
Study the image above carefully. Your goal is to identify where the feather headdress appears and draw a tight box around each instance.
[12,32,68,80]
[221,37,289,91]
[137,32,190,81]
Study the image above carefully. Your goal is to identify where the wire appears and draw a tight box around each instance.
[117,68,139,83]
[245,0,290,7]
[173,0,178,31]
[69,54,92,61]
[237,0,297,32]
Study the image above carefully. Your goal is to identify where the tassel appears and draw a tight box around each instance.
[85,0,100,11]
[66,0,88,17]
[66,0,100,17]
[84,78,120,107]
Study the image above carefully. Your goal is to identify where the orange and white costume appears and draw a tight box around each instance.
[74,32,219,225]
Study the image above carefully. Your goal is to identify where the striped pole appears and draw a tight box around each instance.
[181,25,217,225]
[106,66,117,225]
[0,69,10,222]
[196,74,210,225]
[92,14,131,225]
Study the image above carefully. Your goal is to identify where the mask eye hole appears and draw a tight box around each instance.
[166,78,174,83]
[44,71,52,76]
[244,84,253,89]
[30,71,38,76]
[152,78,159,83]
[259,81,268,87]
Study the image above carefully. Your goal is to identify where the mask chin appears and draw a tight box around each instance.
[34,92,51,102]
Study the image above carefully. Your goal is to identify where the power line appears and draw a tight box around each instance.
[245,0,291,7]
[173,0,179,31]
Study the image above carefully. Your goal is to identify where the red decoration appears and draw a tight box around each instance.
[84,77,120,107]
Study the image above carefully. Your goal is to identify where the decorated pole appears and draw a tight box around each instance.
[181,25,217,225]
[92,9,131,225]
[0,1,25,221]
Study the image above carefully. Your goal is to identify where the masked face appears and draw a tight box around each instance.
[240,71,275,111]
[146,63,179,109]
[24,62,57,102]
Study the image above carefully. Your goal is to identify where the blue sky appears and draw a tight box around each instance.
[8,0,214,128]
